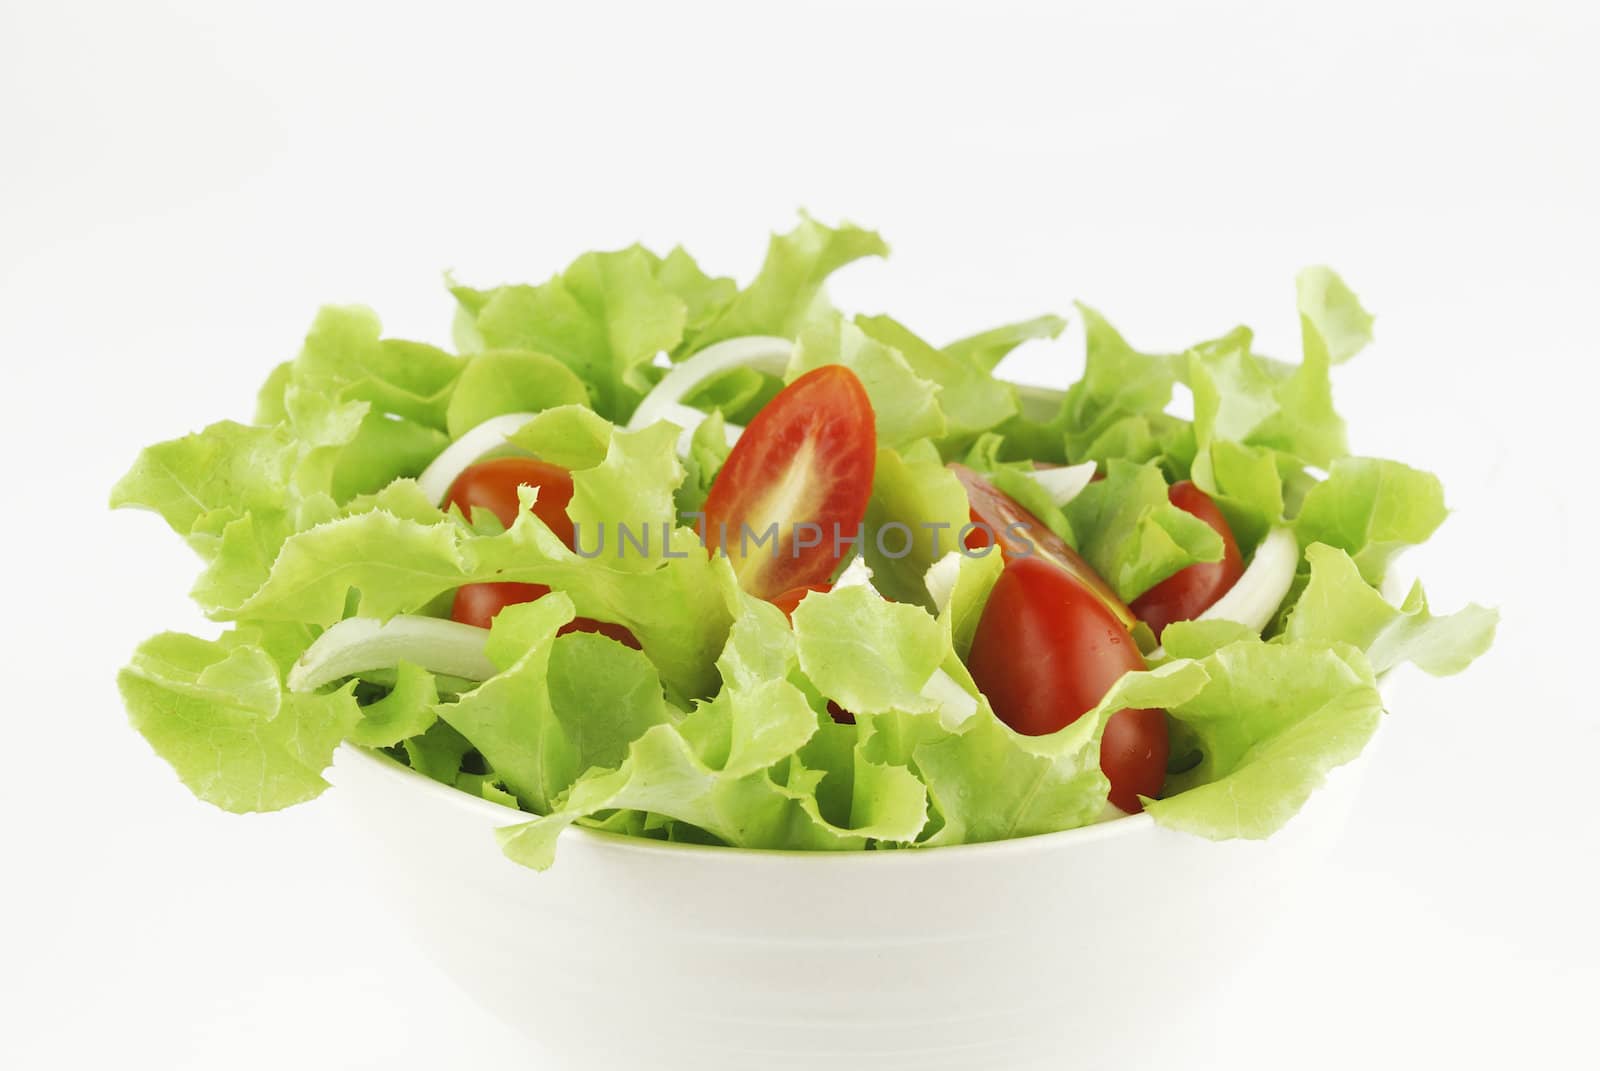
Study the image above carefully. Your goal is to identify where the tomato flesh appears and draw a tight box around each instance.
[769,583,830,620]
[451,582,641,648]
[702,366,876,600]
[444,457,577,544]
[1128,480,1245,639]
[948,464,1134,629]
[967,555,1167,813]
[444,458,636,647]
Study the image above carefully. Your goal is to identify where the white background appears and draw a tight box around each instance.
[2,1,1594,1067]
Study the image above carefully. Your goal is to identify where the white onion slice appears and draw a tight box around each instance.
[288,616,495,693]
[416,412,540,504]
[1019,461,1098,507]
[627,336,793,448]
[922,551,965,615]
[1095,800,1132,821]
[921,667,979,730]
[831,555,878,591]
[1196,526,1299,633]
[654,401,742,454]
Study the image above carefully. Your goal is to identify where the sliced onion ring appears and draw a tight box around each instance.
[627,336,793,449]
[1145,526,1300,662]
[1020,461,1098,507]
[1196,526,1299,632]
[288,615,495,693]
[415,412,541,505]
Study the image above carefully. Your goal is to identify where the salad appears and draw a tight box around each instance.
[114,217,1495,869]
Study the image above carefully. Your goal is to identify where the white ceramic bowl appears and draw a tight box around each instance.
[329,738,1372,1069]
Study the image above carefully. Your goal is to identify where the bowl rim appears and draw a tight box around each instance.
[336,742,1164,865]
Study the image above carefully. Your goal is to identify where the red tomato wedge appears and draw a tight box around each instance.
[444,459,638,647]
[1128,480,1245,639]
[444,457,576,544]
[702,366,876,600]
[967,555,1167,813]
[947,464,1135,630]
[451,581,641,648]
[769,583,831,620]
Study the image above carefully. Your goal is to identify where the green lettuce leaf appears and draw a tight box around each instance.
[787,579,1204,851]
[118,631,360,812]
[798,717,930,842]
[326,407,449,502]
[1063,459,1223,601]
[249,309,461,502]
[205,422,723,700]
[792,584,946,717]
[504,404,615,470]
[497,671,924,870]
[715,591,799,691]
[962,429,1087,540]
[1060,305,1182,463]
[987,305,1191,470]
[401,720,475,785]
[681,366,778,424]
[223,482,737,699]
[654,245,737,342]
[675,409,732,518]
[1183,269,1369,508]
[442,596,673,813]
[456,245,688,422]
[855,314,1018,446]
[983,464,1076,548]
[1189,439,1293,553]
[1147,642,1383,838]
[1157,618,1258,661]
[1187,331,1345,473]
[689,215,887,349]
[861,441,972,606]
[789,312,947,447]
[350,662,440,747]
[112,388,407,608]
[455,771,521,810]
[932,549,1004,661]
[1293,457,1448,585]
[113,232,1491,870]
[494,586,944,869]
[1285,544,1498,675]
[942,314,1068,374]
[566,421,688,570]
[1297,266,1375,366]
[911,661,1209,845]
[111,419,306,536]
[444,351,590,439]
[277,305,461,429]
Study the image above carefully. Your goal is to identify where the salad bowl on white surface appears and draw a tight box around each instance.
[110,219,1495,1068]
[330,737,1373,1070]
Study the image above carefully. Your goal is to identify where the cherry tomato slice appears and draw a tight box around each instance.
[450,582,641,649]
[1128,480,1245,639]
[947,464,1135,630]
[444,459,636,647]
[702,366,876,600]
[769,583,831,620]
[444,457,576,546]
[967,555,1167,813]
